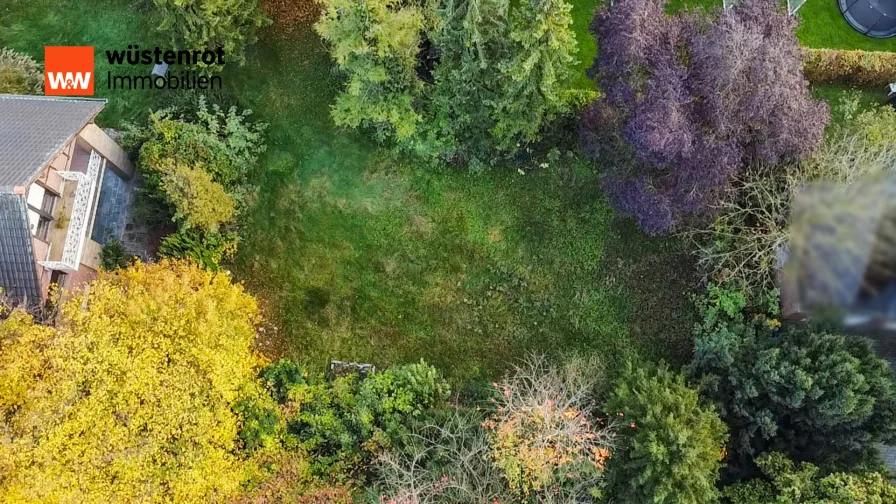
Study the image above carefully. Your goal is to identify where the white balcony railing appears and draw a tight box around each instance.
[39,149,103,273]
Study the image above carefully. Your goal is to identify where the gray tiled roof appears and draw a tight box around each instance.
[0,193,40,305]
[0,94,106,192]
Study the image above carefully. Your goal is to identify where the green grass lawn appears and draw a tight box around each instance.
[225,22,696,385]
[4,0,893,388]
[796,0,896,51]
[570,0,600,89]
[0,0,697,387]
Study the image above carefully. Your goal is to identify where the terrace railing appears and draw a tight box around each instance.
[39,149,103,273]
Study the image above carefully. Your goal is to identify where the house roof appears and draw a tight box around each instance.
[0,193,40,305]
[0,94,106,192]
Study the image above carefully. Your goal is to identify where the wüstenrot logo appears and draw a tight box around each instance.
[44,46,94,96]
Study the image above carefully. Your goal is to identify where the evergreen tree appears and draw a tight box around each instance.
[315,0,580,165]
[315,0,427,141]
[691,310,896,471]
[606,362,728,504]
[491,0,578,151]
[426,0,508,168]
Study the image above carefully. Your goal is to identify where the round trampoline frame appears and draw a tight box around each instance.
[839,0,896,38]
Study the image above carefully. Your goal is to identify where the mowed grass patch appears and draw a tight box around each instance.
[2,0,698,387]
[796,0,896,51]
[227,21,696,384]
[570,0,600,89]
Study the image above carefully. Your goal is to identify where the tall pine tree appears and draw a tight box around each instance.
[427,0,508,169]
[315,0,427,140]
[490,0,578,151]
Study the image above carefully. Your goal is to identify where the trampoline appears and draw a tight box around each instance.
[840,0,896,38]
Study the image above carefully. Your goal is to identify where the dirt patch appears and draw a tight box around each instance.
[262,0,320,34]
[408,215,433,236]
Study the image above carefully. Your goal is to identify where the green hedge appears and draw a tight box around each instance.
[804,48,896,87]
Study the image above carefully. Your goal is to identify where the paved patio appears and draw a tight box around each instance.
[90,167,154,261]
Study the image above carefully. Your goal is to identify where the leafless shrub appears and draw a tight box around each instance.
[686,117,896,298]
[375,356,616,504]
[483,355,616,500]
[374,411,512,504]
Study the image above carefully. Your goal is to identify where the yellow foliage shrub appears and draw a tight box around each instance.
[803,48,896,87]
[159,159,237,232]
[0,261,263,503]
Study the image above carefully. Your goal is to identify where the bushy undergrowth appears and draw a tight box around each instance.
[374,356,617,503]
[723,452,896,503]
[690,289,896,473]
[0,47,42,94]
[127,96,266,268]
[242,360,451,481]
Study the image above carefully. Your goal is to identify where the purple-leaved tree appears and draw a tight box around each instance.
[584,0,828,234]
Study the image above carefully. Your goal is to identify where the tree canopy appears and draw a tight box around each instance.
[0,261,263,502]
[584,0,828,234]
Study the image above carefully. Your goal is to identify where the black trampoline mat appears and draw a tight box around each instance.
[841,0,896,37]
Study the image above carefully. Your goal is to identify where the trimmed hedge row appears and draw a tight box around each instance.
[803,48,896,87]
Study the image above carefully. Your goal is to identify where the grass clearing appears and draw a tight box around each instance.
[2,0,697,388]
[226,21,696,385]
[796,0,896,51]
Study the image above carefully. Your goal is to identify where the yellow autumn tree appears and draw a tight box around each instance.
[0,261,263,503]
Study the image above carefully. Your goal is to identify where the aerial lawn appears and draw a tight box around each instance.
[796,0,896,51]
[0,0,697,387]
[225,21,696,384]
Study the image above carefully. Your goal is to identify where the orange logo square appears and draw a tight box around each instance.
[44,46,94,96]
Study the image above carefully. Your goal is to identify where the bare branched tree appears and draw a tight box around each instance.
[374,356,616,504]
[374,411,512,504]
[686,127,896,298]
[483,355,616,500]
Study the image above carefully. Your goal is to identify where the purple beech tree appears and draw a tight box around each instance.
[584,0,828,234]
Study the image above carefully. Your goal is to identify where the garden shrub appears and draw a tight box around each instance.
[585,0,827,234]
[138,97,266,198]
[691,303,896,471]
[723,452,896,503]
[375,410,513,504]
[261,360,450,479]
[236,455,350,503]
[99,238,133,271]
[482,356,615,500]
[236,394,285,454]
[605,361,728,504]
[151,0,269,70]
[0,261,264,502]
[803,48,896,87]
[160,160,237,231]
[261,359,309,402]
[0,47,42,94]
[133,97,264,256]
[158,227,239,270]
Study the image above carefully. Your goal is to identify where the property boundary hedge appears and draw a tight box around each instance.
[803,48,896,87]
